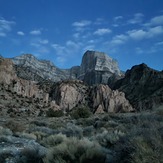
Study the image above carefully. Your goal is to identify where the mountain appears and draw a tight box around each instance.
[78,50,122,85]
[112,63,163,111]
[11,50,122,85]
[12,54,78,82]
[0,56,133,117]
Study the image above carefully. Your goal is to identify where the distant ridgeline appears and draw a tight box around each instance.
[11,50,123,85]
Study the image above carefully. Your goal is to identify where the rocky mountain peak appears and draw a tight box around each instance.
[11,51,122,85]
[79,50,122,85]
[80,50,121,74]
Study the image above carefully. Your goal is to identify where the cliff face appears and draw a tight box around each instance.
[12,54,77,82]
[112,63,163,111]
[49,80,134,113]
[0,56,133,116]
[11,51,122,85]
[79,51,121,85]
[0,57,49,102]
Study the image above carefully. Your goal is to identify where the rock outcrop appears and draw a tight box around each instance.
[112,63,163,111]
[0,57,50,117]
[11,51,122,85]
[79,51,122,85]
[0,56,133,116]
[49,80,134,113]
[0,57,48,102]
[90,84,134,113]
[12,54,77,82]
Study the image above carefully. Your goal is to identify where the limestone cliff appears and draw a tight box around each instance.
[79,51,122,85]
[11,51,122,85]
[12,54,77,82]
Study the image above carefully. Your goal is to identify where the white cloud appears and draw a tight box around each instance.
[114,16,123,21]
[0,17,15,37]
[39,39,49,44]
[127,29,147,40]
[72,20,92,32]
[155,41,163,46]
[128,13,144,24]
[17,31,25,36]
[148,26,163,37]
[30,30,41,35]
[94,18,105,25]
[111,34,128,45]
[73,33,80,39]
[150,15,163,26]
[94,28,112,36]
[0,32,6,37]
[127,26,163,40]
[72,20,91,27]
[30,38,49,48]
[52,40,82,66]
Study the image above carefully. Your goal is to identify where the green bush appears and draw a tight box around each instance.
[46,108,64,117]
[70,105,92,119]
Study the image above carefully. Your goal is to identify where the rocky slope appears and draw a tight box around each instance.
[11,50,122,85]
[12,54,78,82]
[48,80,134,114]
[0,56,133,116]
[112,63,163,111]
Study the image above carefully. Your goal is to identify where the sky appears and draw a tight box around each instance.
[0,0,163,71]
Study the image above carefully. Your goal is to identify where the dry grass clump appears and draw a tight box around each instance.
[5,120,26,133]
[114,115,163,163]
[43,134,107,163]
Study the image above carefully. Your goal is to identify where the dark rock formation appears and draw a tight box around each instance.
[112,63,163,111]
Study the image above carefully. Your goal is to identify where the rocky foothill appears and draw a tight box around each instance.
[0,50,163,117]
[0,55,134,117]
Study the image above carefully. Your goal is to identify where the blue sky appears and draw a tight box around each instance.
[0,0,163,71]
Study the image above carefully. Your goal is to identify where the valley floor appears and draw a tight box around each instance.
[0,107,163,163]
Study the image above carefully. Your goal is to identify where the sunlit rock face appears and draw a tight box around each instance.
[79,50,122,85]
[49,80,134,113]
[12,54,77,82]
[11,51,123,85]
[0,57,49,102]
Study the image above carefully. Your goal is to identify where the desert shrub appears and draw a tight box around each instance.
[114,118,163,163]
[83,126,94,137]
[0,126,13,135]
[19,132,37,140]
[46,108,64,117]
[42,134,67,148]
[94,129,125,147]
[30,120,48,127]
[5,120,25,133]
[20,146,45,163]
[62,123,83,138]
[155,105,163,116]
[43,136,107,163]
[70,105,92,119]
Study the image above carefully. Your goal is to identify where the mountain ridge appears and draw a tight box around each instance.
[11,50,123,85]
